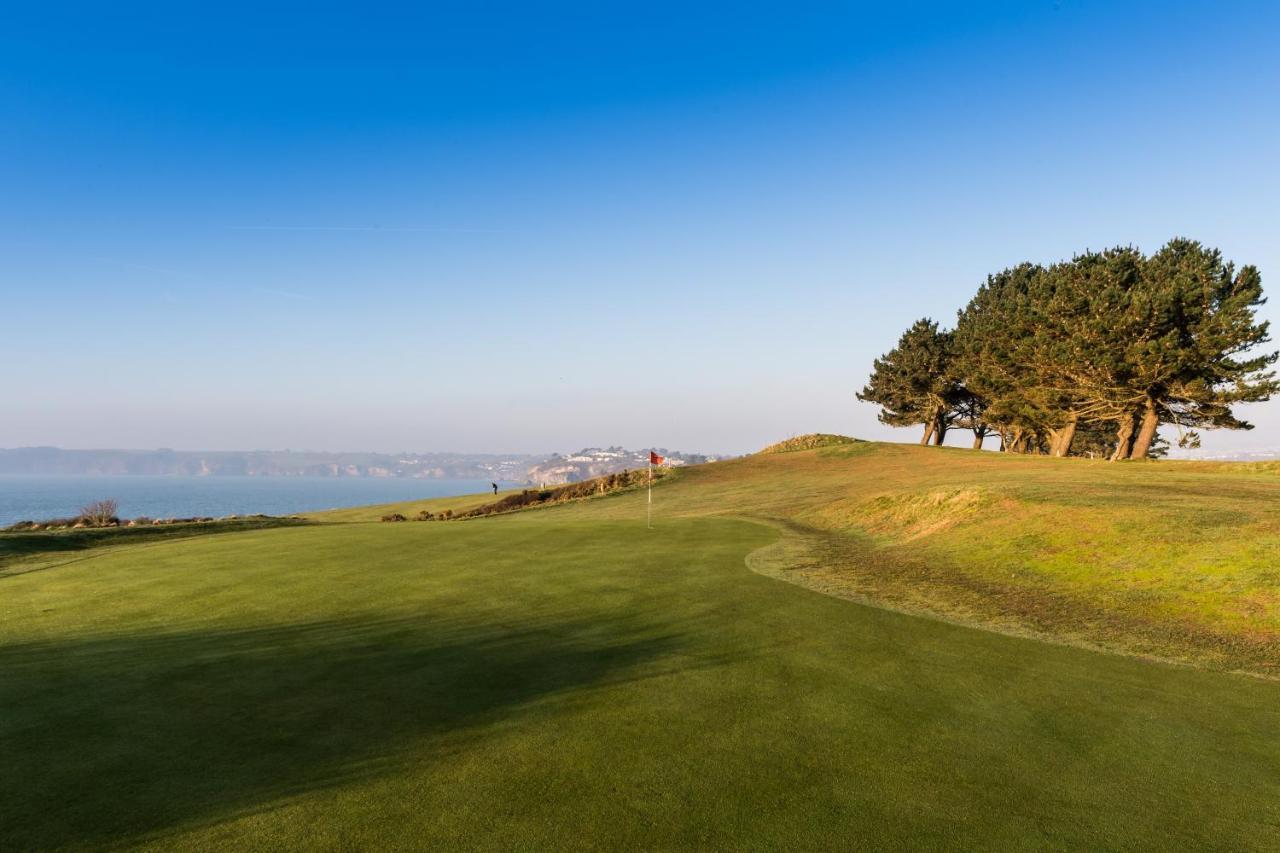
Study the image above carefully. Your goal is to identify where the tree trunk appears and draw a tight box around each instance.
[972,431,985,450]
[1110,414,1137,461]
[1129,399,1161,460]
[1052,412,1079,458]
[920,420,935,445]
[925,407,947,446]
[1046,428,1062,456]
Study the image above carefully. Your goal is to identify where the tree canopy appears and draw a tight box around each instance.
[857,319,961,446]
[858,239,1277,459]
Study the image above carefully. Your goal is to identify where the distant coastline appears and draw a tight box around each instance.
[0,446,723,486]
[0,474,500,528]
[0,447,534,481]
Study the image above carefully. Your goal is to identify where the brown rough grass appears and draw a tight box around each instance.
[758,433,859,454]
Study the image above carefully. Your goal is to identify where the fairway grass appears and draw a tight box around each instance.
[525,443,1280,675]
[4,446,1280,848]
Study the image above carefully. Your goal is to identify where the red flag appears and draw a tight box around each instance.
[649,451,665,465]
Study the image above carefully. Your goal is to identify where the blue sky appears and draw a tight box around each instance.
[4,1,1278,454]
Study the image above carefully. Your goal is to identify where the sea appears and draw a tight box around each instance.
[0,475,499,527]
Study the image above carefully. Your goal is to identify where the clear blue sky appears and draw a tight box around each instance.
[4,1,1278,455]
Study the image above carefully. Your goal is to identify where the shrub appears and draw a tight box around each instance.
[446,466,672,521]
[416,510,434,521]
[759,434,859,454]
[381,513,408,522]
[79,498,120,527]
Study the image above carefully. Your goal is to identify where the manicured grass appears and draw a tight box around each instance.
[515,443,1280,674]
[302,489,516,523]
[4,446,1280,848]
[0,516,309,577]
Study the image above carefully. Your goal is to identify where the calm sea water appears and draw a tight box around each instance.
[0,476,499,526]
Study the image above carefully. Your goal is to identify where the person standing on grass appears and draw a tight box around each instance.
[491,482,498,495]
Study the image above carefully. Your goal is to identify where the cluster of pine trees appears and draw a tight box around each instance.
[858,239,1277,459]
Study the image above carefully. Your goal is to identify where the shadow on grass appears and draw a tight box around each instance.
[1,607,705,849]
[0,517,310,577]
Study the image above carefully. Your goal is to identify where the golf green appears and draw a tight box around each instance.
[4,515,1278,849]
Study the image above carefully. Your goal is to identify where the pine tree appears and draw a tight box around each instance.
[1036,247,1148,457]
[858,319,961,445]
[1123,239,1278,458]
[865,240,1276,460]
[952,264,1060,452]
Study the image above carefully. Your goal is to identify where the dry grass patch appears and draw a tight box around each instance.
[758,433,859,454]
[808,487,999,542]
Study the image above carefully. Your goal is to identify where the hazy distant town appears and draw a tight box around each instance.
[0,447,721,486]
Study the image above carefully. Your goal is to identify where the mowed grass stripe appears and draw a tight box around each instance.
[3,517,1278,850]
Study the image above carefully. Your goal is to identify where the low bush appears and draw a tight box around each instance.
[79,498,120,527]
[449,467,671,520]
[26,518,78,531]
[759,434,859,454]
[381,513,408,522]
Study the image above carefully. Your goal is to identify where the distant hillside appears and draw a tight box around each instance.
[524,447,717,486]
[0,448,539,480]
[0,446,723,485]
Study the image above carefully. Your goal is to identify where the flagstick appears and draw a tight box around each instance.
[647,456,652,529]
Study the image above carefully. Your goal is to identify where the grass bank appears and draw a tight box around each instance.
[491,442,1280,675]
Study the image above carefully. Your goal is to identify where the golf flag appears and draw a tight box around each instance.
[647,450,664,528]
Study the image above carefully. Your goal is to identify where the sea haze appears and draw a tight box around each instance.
[0,476,499,527]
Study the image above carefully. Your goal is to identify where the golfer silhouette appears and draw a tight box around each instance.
[491,482,498,495]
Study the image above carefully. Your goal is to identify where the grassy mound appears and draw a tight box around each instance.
[819,487,995,541]
[4,440,1280,848]
[758,433,859,453]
